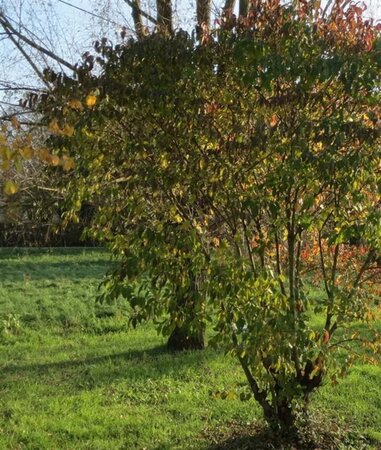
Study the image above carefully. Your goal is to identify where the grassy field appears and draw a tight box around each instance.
[0,248,380,449]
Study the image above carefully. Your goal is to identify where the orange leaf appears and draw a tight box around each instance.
[269,114,279,127]
[11,115,20,130]
[50,155,60,166]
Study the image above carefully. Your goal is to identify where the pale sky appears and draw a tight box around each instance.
[0,0,380,112]
[0,0,206,109]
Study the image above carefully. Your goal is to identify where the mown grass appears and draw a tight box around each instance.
[0,248,380,449]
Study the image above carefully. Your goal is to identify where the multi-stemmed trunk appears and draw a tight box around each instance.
[238,349,324,436]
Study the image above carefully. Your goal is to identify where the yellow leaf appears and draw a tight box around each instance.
[211,237,220,247]
[62,124,75,137]
[4,180,18,196]
[160,157,168,169]
[2,159,10,170]
[85,95,97,107]
[67,99,84,111]
[49,119,60,135]
[61,155,75,171]
[226,391,236,400]
[174,214,183,223]
[1,146,12,161]
[19,147,33,159]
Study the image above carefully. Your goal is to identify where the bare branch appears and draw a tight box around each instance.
[156,0,173,34]
[123,0,158,25]
[1,23,50,89]
[0,12,77,72]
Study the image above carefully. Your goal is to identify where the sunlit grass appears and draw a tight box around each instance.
[0,248,380,449]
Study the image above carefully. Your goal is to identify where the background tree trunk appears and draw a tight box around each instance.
[167,325,205,351]
[197,0,212,27]
[223,0,236,15]
[130,0,144,39]
[239,0,249,16]
[156,0,173,35]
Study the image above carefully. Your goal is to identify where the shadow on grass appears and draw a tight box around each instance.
[207,433,280,450]
[0,259,113,282]
[1,344,214,389]
[204,422,293,450]
[203,417,379,450]
[0,247,108,259]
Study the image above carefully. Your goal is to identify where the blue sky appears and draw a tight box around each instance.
[0,0,380,110]
[0,0,207,108]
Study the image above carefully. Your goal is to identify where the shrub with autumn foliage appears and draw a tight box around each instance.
[0,115,77,245]
[41,0,381,433]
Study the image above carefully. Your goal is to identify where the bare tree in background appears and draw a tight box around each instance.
[1,0,379,109]
[0,0,227,108]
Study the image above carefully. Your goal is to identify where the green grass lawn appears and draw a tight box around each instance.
[0,248,380,449]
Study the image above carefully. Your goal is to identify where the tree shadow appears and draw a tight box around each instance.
[0,259,113,282]
[207,433,279,450]
[0,247,108,259]
[1,343,216,391]
[205,422,290,450]
[2,345,163,376]
[203,418,377,450]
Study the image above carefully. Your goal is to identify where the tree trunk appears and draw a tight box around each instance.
[167,325,205,351]
[239,0,249,16]
[237,351,300,436]
[130,0,144,39]
[269,400,297,436]
[223,0,237,15]
[156,0,173,35]
[197,0,211,28]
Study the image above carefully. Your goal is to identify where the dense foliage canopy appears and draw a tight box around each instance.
[40,0,381,431]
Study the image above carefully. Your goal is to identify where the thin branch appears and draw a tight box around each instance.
[156,0,173,34]
[2,24,50,89]
[123,0,158,25]
[232,331,273,418]
[274,231,287,296]
[241,216,257,276]
[324,243,340,331]
[318,230,330,298]
[0,12,77,72]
